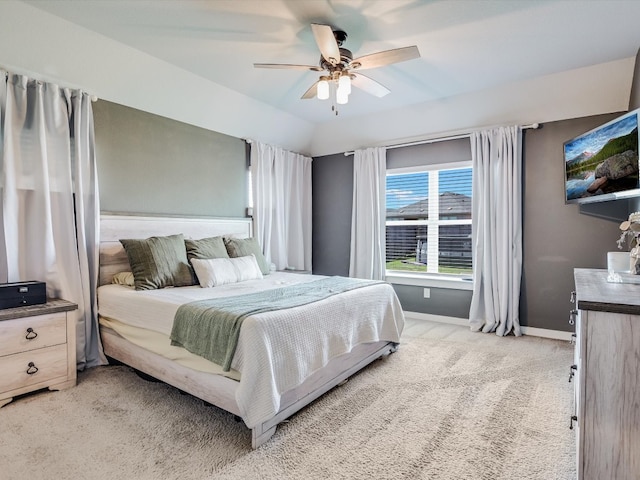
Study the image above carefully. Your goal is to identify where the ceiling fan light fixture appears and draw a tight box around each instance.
[336,87,349,105]
[256,23,421,113]
[338,73,351,95]
[317,77,330,100]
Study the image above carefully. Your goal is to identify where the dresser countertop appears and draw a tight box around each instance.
[575,268,640,315]
[0,299,77,321]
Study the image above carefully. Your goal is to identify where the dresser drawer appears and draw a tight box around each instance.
[0,344,68,393]
[0,313,67,357]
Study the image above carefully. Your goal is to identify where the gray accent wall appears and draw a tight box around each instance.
[94,100,247,218]
[629,47,640,111]
[312,116,631,332]
[92,96,637,333]
[392,284,472,319]
[313,141,474,321]
[522,114,626,331]
[387,137,472,168]
[312,153,353,276]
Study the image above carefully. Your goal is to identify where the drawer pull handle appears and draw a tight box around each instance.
[26,362,39,375]
[25,328,38,340]
[569,415,578,430]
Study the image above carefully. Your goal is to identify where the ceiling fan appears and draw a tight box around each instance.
[254,24,420,113]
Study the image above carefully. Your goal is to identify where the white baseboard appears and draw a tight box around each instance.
[404,311,470,326]
[403,311,573,341]
[519,326,574,341]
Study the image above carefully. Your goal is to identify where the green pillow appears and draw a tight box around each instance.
[185,236,229,261]
[120,234,194,290]
[224,237,270,275]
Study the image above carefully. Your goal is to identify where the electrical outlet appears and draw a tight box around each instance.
[423,288,431,299]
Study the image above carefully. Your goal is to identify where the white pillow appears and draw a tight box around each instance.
[191,254,263,287]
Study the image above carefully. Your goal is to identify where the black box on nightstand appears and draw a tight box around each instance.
[0,281,46,310]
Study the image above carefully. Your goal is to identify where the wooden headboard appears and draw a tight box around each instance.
[99,214,253,286]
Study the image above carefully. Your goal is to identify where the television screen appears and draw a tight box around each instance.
[564,109,639,204]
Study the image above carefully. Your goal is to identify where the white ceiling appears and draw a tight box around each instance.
[2,0,636,158]
[23,0,640,127]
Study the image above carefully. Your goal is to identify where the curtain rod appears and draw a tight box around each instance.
[343,122,540,156]
[1,68,99,102]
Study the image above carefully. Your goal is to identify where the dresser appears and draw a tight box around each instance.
[572,269,640,480]
[0,299,78,407]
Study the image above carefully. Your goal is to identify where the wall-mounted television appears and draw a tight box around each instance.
[564,109,639,204]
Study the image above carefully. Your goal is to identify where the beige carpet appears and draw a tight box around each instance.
[0,324,576,480]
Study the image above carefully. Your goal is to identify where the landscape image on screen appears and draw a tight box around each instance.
[564,112,639,203]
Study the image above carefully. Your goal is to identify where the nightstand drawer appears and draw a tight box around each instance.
[0,344,68,393]
[0,313,67,357]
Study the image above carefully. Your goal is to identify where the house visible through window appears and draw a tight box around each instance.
[386,162,472,276]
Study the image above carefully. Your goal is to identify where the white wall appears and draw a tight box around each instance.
[310,58,635,156]
[0,0,315,154]
[0,1,634,158]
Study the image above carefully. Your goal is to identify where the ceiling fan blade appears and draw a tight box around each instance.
[311,23,340,66]
[351,73,390,98]
[351,46,420,70]
[301,82,318,100]
[254,63,323,71]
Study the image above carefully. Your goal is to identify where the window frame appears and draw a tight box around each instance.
[385,160,473,286]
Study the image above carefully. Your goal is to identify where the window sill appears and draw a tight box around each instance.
[385,272,474,290]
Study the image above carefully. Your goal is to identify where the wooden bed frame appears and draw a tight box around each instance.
[98,214,399,448]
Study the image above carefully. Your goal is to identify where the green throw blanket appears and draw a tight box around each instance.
[170,276,381,371]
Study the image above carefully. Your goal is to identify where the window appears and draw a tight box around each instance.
[386,162,472,276]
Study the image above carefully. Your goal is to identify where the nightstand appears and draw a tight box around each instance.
[0,299,78,407]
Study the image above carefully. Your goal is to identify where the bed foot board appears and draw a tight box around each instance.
[100,327,242,416]
[252,424,278,449]
[249,341,398,448]
[102,327,397,449]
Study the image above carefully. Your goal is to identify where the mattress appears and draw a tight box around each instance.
[99,316,241,380]
[98,272,320,335]
[97,272,405,428]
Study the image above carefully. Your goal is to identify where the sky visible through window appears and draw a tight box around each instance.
[386,168,472,209]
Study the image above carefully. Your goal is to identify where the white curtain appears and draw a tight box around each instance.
[349,147,386,280]
[469,126,523,336]
[250,141,312,272]
[0,71,106,369]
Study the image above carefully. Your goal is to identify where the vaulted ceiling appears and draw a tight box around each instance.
[16,0,640,155]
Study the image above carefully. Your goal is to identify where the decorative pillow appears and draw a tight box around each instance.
[120,234,194,290]
[223,237,270,275]
[185,236,229,261]
[191,255,263,287]
[111,271,135,287]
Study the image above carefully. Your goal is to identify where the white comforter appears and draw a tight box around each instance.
[98,273,404,428]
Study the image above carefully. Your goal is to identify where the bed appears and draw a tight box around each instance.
[97,214,404,448]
